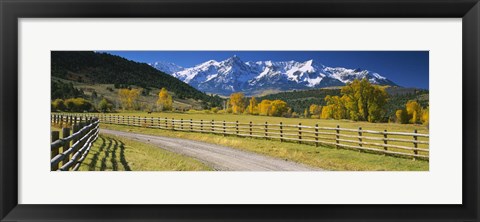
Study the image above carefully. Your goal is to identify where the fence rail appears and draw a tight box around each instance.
[55,113,429,160]
[50,115,100,171]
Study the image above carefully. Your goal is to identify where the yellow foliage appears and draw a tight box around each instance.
[321,105,334,119]
[248,97,258,114]
[269,100,288,117]
[118,88,141,110]
[406,100,422,124]
[157,88,173,111]
[229,93,246,114]
[325,95,348,120]
[309,104,322,117]
[421,107,429,126]
[258,100,272,116]
[340,79,388,122]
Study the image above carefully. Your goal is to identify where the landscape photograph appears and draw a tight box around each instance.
[50,51,429,171]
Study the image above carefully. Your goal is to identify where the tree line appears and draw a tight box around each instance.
[216,79,428,125]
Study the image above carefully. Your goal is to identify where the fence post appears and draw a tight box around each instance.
[172,118,175,130]
[315,124,319,147]
[358,127,363,152]
[51,131,60,171]
[200,119,204,132]
[413,129,418,159]
[211,120,214,133]
[383,130,388,151]
[73,123,84,156]
[144,116,146,126]
[190,119,193,132]
[298,123,302,144]
[62,127,71,168]
[150,117,153,127]
[336,125,340,149]
[249,121,252,137]
[264,122,268,140]
[181,119,184,130]
[280,122,283,142]
[223,120,226,136]
[165,117,168,129]
[358,127,363,147]
[235,121,239,136]
[72,124,80,143]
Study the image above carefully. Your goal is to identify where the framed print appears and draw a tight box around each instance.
[1,0,479,221]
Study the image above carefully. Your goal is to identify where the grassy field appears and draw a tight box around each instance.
[101,123,429,171]
[109,111,429,134]
[77,133,213,171]
[100,111,430,156]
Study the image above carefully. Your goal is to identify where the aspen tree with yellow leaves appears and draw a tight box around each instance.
[157,88,173,111]
[229,92,246,114]
[247,97,258,115]
[405,100,422,124]
[118,88,141,110]
[309,104,322,118]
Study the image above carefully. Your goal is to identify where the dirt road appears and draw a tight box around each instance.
[100,129,320,171]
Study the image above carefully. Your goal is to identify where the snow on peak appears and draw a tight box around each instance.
[150,56,396,95]
[149,61,184,74]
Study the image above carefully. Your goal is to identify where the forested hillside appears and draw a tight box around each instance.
[51,51,221,106]
[384,88,429,119]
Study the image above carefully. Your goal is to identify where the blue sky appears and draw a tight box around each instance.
[101,51,429,89]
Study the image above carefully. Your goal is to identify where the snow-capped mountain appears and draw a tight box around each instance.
[151,55,397,96]
[149,61,184,75]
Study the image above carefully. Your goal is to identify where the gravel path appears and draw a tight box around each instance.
[100,129,321,171]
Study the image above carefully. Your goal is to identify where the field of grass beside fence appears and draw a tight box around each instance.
[82,113,429,160]
[114,111,429,134]
[52,112,429,171]
[101,123,429,171]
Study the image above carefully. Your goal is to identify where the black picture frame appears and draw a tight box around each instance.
[1,0,479,221]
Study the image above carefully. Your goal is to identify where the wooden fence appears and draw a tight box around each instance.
[50,115,100,171]
[60,113,429,160]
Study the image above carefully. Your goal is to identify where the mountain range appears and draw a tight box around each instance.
[150,55,398,96]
